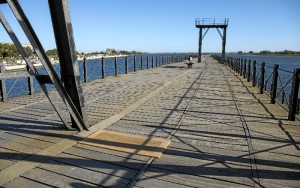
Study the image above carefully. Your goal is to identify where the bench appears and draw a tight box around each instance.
[185,62,194,68]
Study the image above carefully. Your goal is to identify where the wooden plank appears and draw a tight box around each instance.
[0,147,30,170]
[0,138,41,154]
[39,160,130,187]
[151,153,252,179]
[139,167,253,188]
[75,144,150,162]
[21,168,98,187]
[135,174,192,188]
[0,132,53,149]
[3,177,52,188]
[64,145,146,170]
[79,130,171,158]
[54,152,138,179]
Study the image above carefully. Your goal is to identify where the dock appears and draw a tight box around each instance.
[0,56,299,187]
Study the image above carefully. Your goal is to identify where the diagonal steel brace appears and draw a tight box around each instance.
[6,0,88,130]
[0,11,71,128]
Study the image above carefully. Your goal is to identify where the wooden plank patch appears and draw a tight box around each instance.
[78,130,170,158]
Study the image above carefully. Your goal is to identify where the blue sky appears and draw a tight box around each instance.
[0,0,299,53]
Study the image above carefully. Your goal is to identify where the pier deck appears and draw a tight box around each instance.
[0,56,299,187]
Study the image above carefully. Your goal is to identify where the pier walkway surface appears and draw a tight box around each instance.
[0,56,299,187]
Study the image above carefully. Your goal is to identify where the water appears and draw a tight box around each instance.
[226,54,300,105]
[3,54,187,99]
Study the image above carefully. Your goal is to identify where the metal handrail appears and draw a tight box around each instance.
[195,18,229,26]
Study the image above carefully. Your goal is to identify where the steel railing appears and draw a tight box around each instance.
[212,55,300,121]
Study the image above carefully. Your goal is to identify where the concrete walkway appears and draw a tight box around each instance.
[0,56,299,187]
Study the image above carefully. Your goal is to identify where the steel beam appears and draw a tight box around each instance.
[6,0,88,130]
[0,10,70,127]
[198,28,202,62]
[48,0,88,129]
[221,27,227,62]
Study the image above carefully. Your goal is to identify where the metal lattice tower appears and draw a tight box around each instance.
[195,18,228,62]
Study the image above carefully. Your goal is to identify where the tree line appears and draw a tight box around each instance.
[237,50,300,55]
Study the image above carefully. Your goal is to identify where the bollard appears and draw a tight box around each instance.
[0,65,7,101]
[140,56,143,70]
[252,61,256,86]
[26,64,34,95]
[247,60,251,82]
[133,55,136,72]
[270,64,279,104]
[259,62,265,94]
[114,57,118,76]
[156,56,158,67]
[83,57,88,83]
[288,68,300,120]
[125,56,128,74]
[101,57,105,78]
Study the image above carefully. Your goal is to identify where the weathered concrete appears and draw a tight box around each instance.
[0,56,299,187]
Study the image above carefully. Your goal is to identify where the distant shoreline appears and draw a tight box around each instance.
[228,53,300,57]
[3,55,129,71]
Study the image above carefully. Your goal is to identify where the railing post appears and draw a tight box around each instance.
[140,55,143,70]
[270,64,279,104]
[152,56,154,68]
[101,57,105,78]
[288,68,300,121]
[133,55,136,72]
[240,58,243,76]
[147,56,149,69]
[247,60,251,82]
[282,92,285,104]
[26,64,34,95]
[159,56,161,66]
[125,56,128,74]
[237,58,240,74]
[0,65,7,101]
[259,62,265,94]
[243,59,247,78]
[83,57,87,83]
[252,60,256,86]
[156,56,158,67]
[114,57,118,76]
